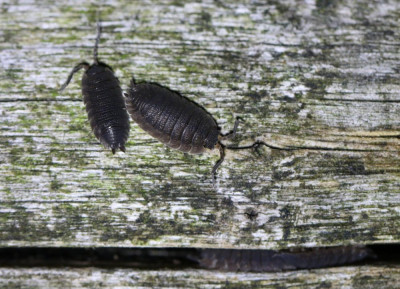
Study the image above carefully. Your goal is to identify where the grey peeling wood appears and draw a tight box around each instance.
[0,265,399,289]
[0,0,399,250]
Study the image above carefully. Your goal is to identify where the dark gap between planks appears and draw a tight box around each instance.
[0,244,398,272]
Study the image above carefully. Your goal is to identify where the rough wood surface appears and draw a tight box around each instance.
[0,0,399,249]
[0,265,399,289]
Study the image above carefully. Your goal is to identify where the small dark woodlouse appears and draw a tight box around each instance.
[60,23,130,154]
[125,79,240,180]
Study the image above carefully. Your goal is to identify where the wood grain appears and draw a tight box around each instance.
[0,266,399,289]
[0,0,399,250]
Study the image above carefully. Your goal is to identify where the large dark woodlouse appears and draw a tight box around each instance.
[125,79,240,180]
[60,23,130,154]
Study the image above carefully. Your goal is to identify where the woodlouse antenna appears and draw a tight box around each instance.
[220,116,243,140]
[59,62,89,92]
[93,21,102,64]
[226,141,295,152]
[213,116,295,183]
[212,116,241,183]
[212,141,226,185]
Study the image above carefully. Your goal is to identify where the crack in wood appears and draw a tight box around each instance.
[1,244,398,272]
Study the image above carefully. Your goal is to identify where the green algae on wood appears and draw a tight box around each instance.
[0,265,399,289]
[0,0,399,251]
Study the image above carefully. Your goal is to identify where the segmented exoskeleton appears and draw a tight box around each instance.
[60,23,130,154]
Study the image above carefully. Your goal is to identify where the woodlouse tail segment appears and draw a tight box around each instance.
[59,62,90,92]
[119,145,126,153]
[212,141,226,184]
[99,125,130,154]
[110,144,126,155]
[93,21,102,64]
[110,146,125,154]
[220,116,243,140]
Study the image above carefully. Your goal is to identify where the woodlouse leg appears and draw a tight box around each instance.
[59,62,89,92]
[220,116,243,140]
[212,141,226,184]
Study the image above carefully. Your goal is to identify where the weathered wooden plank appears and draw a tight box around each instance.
[0,0,399,249]
[0,265,399,289]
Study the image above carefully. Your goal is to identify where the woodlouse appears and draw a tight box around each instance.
[60,23,130,154]
[125,79,240,180]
